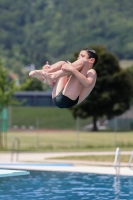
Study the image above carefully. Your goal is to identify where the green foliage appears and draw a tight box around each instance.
[0,61,16,111]
[19,76,52,91]
[12,106,76,130]
[126,65,133,103]
[0,0,133,82]
[19,78,44,91]
[70,46,133,130]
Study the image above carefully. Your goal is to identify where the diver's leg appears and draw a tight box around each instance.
[52,76,68,98]
[40,59,88,85]
[43,61,66,73]
[29,59,88,85]
[29,61,66,81]
[52,60,89,100]
[62,61,89,100]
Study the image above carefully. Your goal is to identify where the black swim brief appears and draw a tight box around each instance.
[53,89,79,108]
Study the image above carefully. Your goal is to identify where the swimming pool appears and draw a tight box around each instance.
[0,171,133,200]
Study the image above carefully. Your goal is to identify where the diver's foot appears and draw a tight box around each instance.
[42,72,55,86]
[29,70,45,81]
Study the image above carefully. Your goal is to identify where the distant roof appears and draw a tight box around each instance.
[119,60,133,68]
[14,90,52,96]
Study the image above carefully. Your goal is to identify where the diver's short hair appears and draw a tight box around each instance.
[83,48,98,66]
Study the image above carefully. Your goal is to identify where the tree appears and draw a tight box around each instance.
[127,65,133,103]
[0,61,16,110]
[19,77,51,91]
[20,78,43,91]
[0,61,16,147]
[70,46,133,131]
[1,0,133,79]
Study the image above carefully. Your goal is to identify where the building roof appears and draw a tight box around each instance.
[14,90,52,96]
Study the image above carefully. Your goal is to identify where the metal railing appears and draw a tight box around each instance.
[128,150,133,169]
[114,147,120,174]
[11,138,20,162]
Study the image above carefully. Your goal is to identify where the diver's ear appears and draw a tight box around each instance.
[89,58,95,65]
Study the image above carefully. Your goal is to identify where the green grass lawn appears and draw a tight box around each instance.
[1,106,132,154]
[1,131,133,152]
[47,155,131,163]
[11,106,92,130]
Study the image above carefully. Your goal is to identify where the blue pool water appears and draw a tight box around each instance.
[0,171,133,200]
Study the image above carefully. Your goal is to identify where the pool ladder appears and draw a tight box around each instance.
[114,147,121,175]
[128,150,133,169]
[11,138,20,162]
[114,148,133,174]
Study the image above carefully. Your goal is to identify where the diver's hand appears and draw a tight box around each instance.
[61,61,74,72]
[42,61,51,70]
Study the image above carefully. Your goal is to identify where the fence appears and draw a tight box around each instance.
[107,118,133,131]
[0,108,8,132]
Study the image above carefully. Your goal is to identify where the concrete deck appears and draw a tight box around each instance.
[0,151,133,176]
[0,151,132,163]
[0,163,133,176]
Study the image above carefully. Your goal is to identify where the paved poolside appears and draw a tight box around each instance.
[0,151,132,163]
[0,163,133,176]
[0,151,133,176]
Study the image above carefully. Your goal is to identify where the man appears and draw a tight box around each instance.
[29,48,98,108]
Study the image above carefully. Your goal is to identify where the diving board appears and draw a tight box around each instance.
[0,169,30,178]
